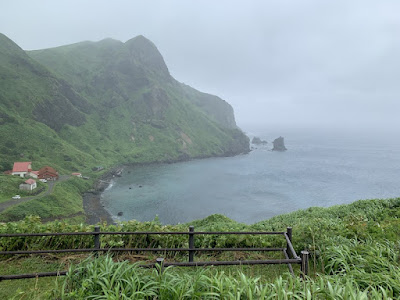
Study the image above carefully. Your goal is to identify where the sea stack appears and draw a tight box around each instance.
[272,136,287,151]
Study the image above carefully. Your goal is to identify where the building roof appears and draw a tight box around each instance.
[39,166,58,175]
[12,162,32,173]
[25,179,36,185]
[31,171,39,175]
[71,173,81,175]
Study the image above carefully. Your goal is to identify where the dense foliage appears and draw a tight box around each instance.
[0,198,399,298]
[58,253,398,299]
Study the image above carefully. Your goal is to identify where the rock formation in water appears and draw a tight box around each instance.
[272,136,287,151]
[251,137,268,145]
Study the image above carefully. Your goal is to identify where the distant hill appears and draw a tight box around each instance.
[0,33,249,173]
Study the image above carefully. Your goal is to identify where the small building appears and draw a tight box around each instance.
[71,172,82,178]
[12,162,32,177]
[19,179,37,191]
[38,166,59,181]
[30,171,39,179]
[11,162,39,178]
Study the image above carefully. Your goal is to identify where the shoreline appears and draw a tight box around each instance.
[82,167,123,225]
[82,150,251,225]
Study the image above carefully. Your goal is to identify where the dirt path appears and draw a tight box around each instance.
[0,175,70,213]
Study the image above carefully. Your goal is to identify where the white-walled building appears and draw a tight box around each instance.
[19,179,37,191]
[12,162,32,177]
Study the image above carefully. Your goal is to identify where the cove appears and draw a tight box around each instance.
[101,130,400,224]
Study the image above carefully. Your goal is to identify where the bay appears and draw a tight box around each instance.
[101,128,400,224]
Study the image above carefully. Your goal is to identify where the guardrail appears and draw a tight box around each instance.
[0,226,309,281]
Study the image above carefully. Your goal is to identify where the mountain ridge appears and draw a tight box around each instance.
[0,33,249,174]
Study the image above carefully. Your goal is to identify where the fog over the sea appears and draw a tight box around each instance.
[1,0,399,133]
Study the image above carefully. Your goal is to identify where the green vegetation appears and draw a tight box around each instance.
[0,177,90,222]
[0,198,399,298]
[57,253,398,299]
[0,32,249,221]
[0,32,398,299]
[0,32,249,175]
[0,175,47,203]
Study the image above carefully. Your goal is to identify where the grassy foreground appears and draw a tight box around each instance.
[0,197,399,299]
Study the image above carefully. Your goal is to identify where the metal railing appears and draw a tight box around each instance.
[0,226,309,281]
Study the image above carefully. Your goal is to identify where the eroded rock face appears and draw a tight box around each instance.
[252,137,267,145]
[272,136,287,151]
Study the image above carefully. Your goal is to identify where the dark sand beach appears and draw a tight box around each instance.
[82,168,123,225]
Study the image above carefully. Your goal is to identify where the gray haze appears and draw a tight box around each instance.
[1,0,400,133]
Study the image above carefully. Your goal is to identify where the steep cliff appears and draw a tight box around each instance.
[0,33,249,172]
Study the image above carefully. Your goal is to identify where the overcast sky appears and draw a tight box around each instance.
[1,0,400,133]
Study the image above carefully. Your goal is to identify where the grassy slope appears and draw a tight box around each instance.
[0,198,399,298]
[0,33,249,221]
[0,177,91,222]
[28,36,250,162]
[0,175,47,203]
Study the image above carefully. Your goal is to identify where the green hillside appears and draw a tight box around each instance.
[0,33,249,222]
[0,34,99,173]
[27,35,249,163]
[0,33,249,175]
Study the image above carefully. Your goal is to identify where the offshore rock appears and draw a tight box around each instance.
[251,137,267,145]
[272,136,287,151]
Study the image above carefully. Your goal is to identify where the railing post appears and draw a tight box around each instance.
[156,257,165,274]
[286,227,292,258]
[94,226,101,254]
[189,226,195,262]
[300,250,309,279]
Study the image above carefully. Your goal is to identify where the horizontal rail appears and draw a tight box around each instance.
[0,247,285,255]
[0,231,285,237]
[150,258,302,267]
[0,226,307,281]
[0,257,302,281]
[0,271,67,281]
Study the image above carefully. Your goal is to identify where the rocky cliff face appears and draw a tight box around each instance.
[179,83,237,129]
[252,137,268,145]
[0,33,249,172]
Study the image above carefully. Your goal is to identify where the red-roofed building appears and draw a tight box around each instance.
[71,172,82,178]
[12,162,32,177]
[38,166,59,181]
[19,179,37,191]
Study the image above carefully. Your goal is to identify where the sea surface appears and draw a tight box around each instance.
[101,128,400,224]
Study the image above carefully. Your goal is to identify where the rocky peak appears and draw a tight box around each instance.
[125,35,170,79]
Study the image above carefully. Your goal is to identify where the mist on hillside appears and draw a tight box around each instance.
[1,0,399,134]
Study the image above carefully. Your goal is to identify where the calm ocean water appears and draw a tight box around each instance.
[101,128,400,224]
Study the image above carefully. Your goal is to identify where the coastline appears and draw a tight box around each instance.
[82,167,123,225]
[82,148,251,225]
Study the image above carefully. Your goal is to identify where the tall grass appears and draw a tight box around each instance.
[1,198,400,298]
[58,255,397,299]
